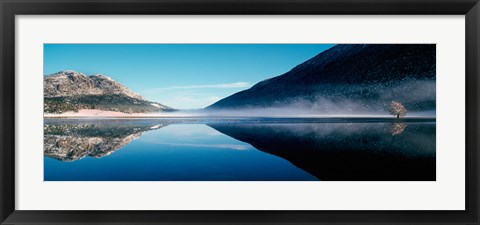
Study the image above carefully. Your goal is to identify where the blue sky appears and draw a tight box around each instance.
[44,44,334,109]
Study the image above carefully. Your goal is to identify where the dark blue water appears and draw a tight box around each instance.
[44,118,436,181]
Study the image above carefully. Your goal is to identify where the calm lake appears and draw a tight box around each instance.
[44,118,436,181]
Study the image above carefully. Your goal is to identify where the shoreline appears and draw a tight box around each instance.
[44,110,436,120]
[44,116,437,122]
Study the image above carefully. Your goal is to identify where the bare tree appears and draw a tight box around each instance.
[389,101,407,118]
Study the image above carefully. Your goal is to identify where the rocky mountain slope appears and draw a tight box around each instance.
[44,70,173,114]
[207,44,436,114]
[44,70,144,99]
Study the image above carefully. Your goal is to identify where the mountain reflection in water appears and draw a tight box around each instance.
[44,118,435,181]
[44,120,167,162]
[208,121,435,181]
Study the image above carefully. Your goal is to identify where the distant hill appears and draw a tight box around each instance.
[44,70,173,114]
[207,44,436,114]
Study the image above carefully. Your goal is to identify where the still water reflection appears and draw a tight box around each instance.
[44,118,435,181]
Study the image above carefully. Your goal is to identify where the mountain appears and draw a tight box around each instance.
[207,44,436,114]
[44,70,174,114]
[44,70,144,99]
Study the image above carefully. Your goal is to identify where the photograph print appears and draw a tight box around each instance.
[43,44,436,181]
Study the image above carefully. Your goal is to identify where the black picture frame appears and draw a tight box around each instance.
[1,0,479,224]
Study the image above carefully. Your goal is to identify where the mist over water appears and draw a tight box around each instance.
[197,107,436,118]
[165,104,436,118]
[163,79,436,117]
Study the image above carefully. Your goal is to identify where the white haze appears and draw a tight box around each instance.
[153,104,436,118]
[131,78,438,118]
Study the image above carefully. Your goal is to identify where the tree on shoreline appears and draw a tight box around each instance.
[389,101,407,118]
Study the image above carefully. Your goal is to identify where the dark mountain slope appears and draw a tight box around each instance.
[207,44,436,114]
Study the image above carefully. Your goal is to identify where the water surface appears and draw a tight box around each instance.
[44,118,436,181]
